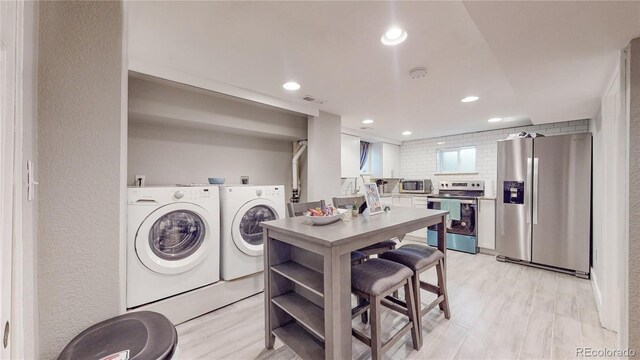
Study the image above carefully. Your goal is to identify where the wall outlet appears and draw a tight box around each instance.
[134,175,146,187]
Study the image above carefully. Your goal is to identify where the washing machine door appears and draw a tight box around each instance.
[136,203,211,275]
[231,199,279,256]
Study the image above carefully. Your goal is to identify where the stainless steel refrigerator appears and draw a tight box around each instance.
[496,133,592,277]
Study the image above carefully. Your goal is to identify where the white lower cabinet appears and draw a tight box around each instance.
[408,196,429,239]
[392,196,412,208]
[477,199,496,250]
[380,197,393,207]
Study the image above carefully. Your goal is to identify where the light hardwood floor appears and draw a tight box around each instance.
[176,247,616,359]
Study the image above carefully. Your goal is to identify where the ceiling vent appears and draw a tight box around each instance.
[409,67,427,79]
[301,95,326,105]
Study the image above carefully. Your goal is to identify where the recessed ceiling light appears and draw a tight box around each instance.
[362,119,374,124]
[437,141,445,145]
[461,96,479,103]
[381,27,407,46]
[488,117,502,123]
[283,82,301,91]
[402,131,412,136]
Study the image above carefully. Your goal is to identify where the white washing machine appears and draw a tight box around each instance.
[127,186,220,308]
[220,185,285,280]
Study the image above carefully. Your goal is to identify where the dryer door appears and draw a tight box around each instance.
[136,203,211,275]
[231,199,279,256]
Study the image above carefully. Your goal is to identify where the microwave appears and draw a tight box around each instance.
[400,179,433,194]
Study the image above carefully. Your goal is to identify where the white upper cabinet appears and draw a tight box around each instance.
[341,134,361,178]
[370,143,400,178]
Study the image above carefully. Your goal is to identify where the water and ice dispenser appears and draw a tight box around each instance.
[503,181,525,204]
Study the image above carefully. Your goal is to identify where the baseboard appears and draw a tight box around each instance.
[478,247,497,256]
[128,272,264,325]
[403,234,426,243]
[591,267,605,325]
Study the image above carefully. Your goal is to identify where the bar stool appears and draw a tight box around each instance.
[332,196,397,258]
[288,200,366,266]
[287,200,325,217]
[351,250,367,265]
[351,258,420,359]
[379,244,450,347]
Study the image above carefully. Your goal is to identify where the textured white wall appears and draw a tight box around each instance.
[307,112,342,203]
[628,37,640,353]
[128,123,295,195]
[37,2,124,358]
[400,120,590,194]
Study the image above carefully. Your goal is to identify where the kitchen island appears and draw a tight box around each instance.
[261,207,449,360]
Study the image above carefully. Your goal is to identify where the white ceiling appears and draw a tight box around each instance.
[128,1,640,141]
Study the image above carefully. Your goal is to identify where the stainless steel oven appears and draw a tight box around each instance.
[400,179,432,194]
[426,181,484,254]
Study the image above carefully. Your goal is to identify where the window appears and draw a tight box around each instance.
[436,146,477,174]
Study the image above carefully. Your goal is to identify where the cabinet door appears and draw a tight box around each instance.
[382,143,400,178]
[409,196,429,238]
[391,196,401,207]
[478,199,496,250]
[380,197,393,207]
[341,134,360,178]
[398,196,412,208]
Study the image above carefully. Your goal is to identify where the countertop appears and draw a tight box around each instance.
[380,193,430,198]
[261,208,448,247]
[380,193,496,200]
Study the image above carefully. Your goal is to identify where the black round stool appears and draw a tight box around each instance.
[58,311,178,360]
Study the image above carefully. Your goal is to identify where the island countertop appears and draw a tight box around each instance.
[260,207,449,248]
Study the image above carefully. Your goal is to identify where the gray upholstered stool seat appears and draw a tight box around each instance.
[58,311,177,360]
[378,243,450,349]
[351,258,413,295]
[379,245,444,271]
[350,258,419,359]
[357,239,397,256]
[351,251,367,265]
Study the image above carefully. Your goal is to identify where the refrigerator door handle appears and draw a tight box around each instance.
[533,158,539,224]
[526,157,532,224]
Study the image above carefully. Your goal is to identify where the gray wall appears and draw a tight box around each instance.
[20,2,39,358]
[128,123,295,195]
[629,37,640,353]
[306,112,342,203]
[128,77,307,141]
[37,2,124,358]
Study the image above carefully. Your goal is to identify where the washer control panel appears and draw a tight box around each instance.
[262,187,281,197]
[175,188,213,201]
[255,188,283,197]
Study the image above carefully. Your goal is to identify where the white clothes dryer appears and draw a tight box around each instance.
[220,185,285,280]
[127,186,220,308]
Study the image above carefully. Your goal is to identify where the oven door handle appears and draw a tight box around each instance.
[427,198,476,205]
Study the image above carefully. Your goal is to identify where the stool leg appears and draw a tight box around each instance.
[404,279,420,350]
[436,259,451,319]
[389,246,399,299]
[412,272,423,345]
[358,296,368,324]
[370,296,382,360]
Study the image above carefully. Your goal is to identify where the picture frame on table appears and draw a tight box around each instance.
[363,183,383,215]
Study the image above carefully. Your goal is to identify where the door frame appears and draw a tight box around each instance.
[0,0,24,358]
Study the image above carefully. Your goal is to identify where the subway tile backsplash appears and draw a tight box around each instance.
[400,119,590,196]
